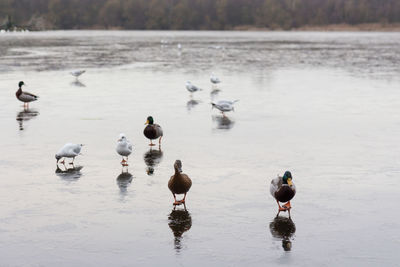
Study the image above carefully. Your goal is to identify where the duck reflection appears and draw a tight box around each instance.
[186,99,200,111]
[55,165,83,181]
[71,79,86,87]
[16,108,39,131]
[269,216,296,252]
[212,115,235,130]
[168,208,192,252]
[116,169,133,195]
[143,146,163,175]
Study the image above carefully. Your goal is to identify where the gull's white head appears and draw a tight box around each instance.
[118,133,126,142]
[186,81,192,85]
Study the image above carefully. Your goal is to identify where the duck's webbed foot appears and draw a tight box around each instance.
[282,201,291,210]
[277,200,288,212]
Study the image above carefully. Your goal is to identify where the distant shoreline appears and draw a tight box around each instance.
[234,23,400,32]
[3,23,400,32]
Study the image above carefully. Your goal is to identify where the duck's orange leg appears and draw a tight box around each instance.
[172,193,181,206]
[277,200,287,211]
[178,193,187,204]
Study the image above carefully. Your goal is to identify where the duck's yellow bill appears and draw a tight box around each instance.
[144,120,149,125]
[287,178,293,186]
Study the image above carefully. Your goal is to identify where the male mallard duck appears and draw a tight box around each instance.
[15,81,38,108]
[116,133,133,166]
[168,160,192,206]
[144,116,163,146]
[270,171,296,215]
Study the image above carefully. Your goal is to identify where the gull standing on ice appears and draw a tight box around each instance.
[210,73,221,84]
[70,70,86,78]
[186,81,202,94]
[116,133,133,166]
[55,143,84,165]
[15,81,38,108]
[211,100,239,116]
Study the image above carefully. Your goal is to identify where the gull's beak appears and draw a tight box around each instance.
[118,138,122,142]
[145,120,149,125]
[287,178,293,186]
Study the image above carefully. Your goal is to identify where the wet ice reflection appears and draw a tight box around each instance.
[212,115,235,130]
[143,146,163,175]
[116,170,133,195]
[55,165,83,181]
[168,208,192,252]
[16,108,39,131]
[186,99,200,111]
[269,216,296,252]
[70,79,86,87]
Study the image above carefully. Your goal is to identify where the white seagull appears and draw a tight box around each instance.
[55,143,84,165]
[186,81,202,94]
[70,70,86,78]
[116,133,133,166]
[210,73,221,84]
[211,100,239,116]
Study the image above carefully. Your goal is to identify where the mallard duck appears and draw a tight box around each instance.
[55,143,84,165]
[168,160,192,206]
[15,81,38,108]
[144,116,163,146]
[116,133,133,166]
[211,100,239,116]
[186,81,202,93]
[270,171,296,215]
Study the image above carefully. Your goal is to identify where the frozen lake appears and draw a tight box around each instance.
[0,30,399,266]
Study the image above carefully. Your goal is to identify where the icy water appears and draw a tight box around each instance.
[0,31,400,266]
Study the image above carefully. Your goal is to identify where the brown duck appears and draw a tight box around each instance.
[144,116,163,146]
[168,160,192,206]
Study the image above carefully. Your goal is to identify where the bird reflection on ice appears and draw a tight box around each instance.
[16,108,39,131]
[55,165,83,181]
[212,115,235,130]
[168,208,192,252]
[269,216,296,252]
[186,99,200,111]
[143,146,163,175]
[70,79,86,87]
[116,169,133,195]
